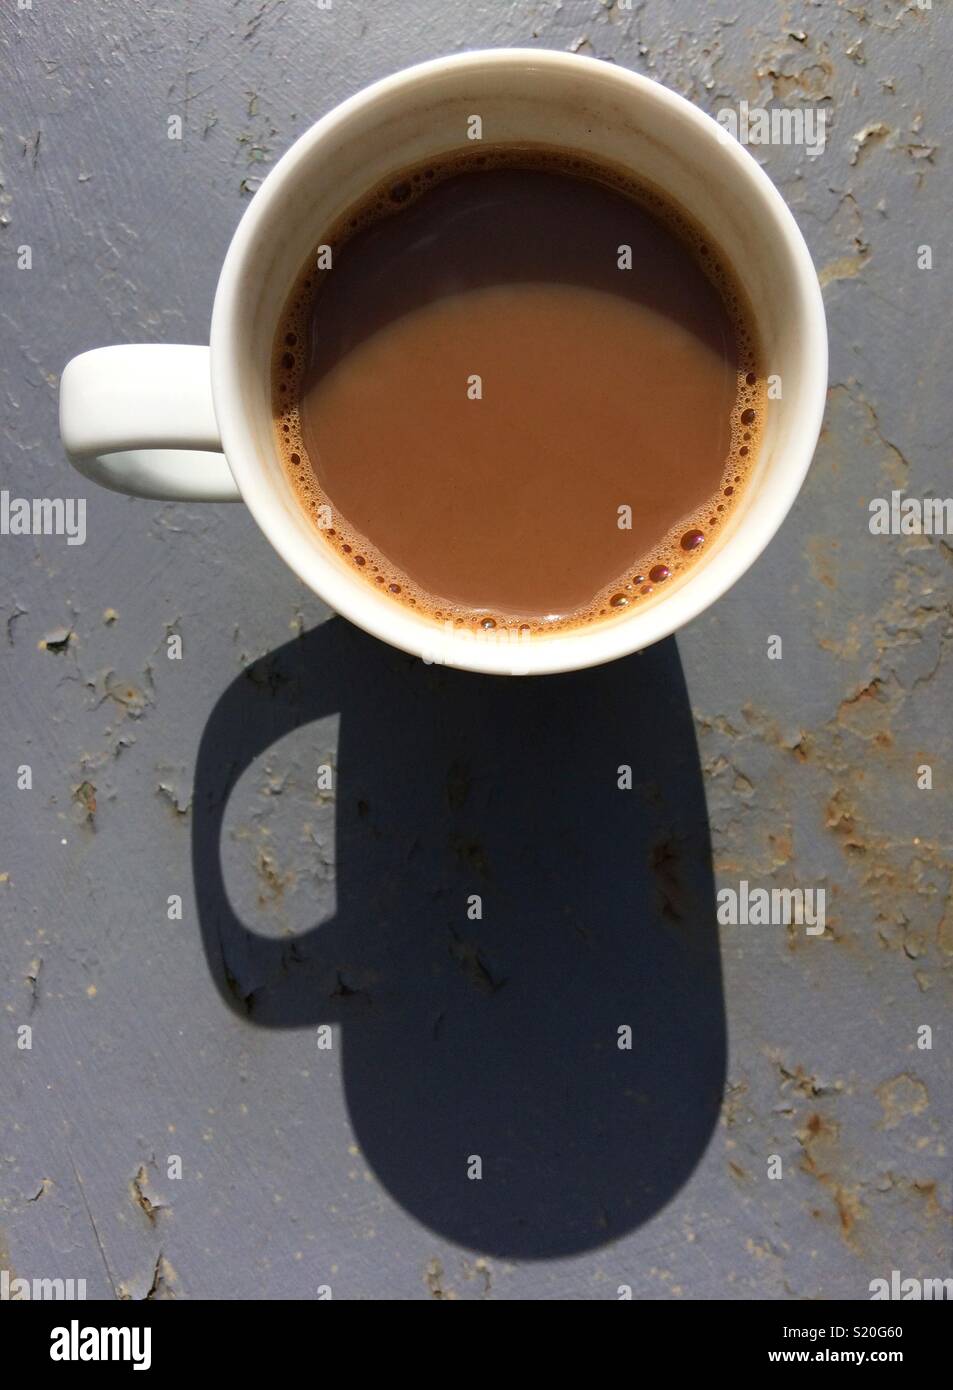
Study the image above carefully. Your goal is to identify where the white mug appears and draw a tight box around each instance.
[59,49,827,676]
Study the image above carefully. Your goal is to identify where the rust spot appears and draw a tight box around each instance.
[131,1166,164,1225]
[789,736,811,763]
[255,847,293,905]
[825,789,864,852]
[425,1258,456,1300]
[876,1074,928,1130]
[651,836,684,923]
[448,929,504,995]
[834,1187,861,1237]
[73,780,97,822]
[449,834,490,879]
[41,626,72,653]
[796,1109,865,1249]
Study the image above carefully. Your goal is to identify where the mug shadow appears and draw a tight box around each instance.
[192,618,725,1258]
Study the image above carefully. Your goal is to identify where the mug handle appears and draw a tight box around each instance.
[59,344,242,502]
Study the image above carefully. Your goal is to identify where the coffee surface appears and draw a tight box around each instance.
[274,150,763,632]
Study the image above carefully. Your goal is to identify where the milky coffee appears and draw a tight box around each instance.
[273,147,765,635]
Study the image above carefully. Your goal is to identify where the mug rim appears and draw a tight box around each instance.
[210,47,828,676]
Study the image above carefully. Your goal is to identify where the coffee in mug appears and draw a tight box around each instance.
[273,147,765,635]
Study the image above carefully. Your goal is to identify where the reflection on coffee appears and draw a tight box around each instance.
[273,147,764,634]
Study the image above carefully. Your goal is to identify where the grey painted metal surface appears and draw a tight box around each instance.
[1,0,949,1300]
